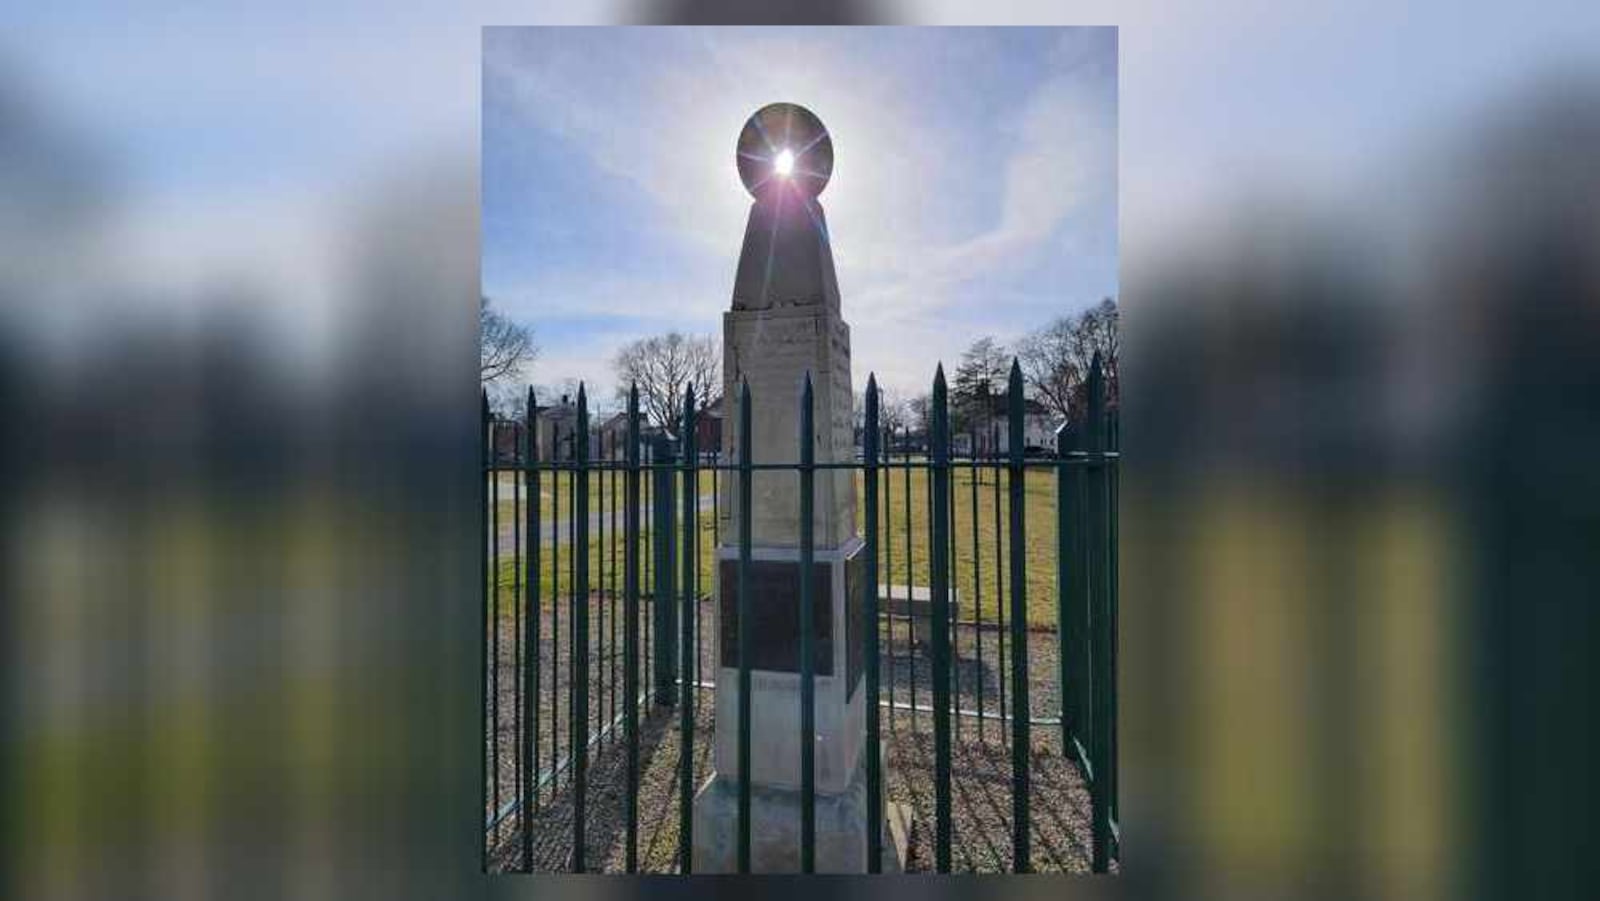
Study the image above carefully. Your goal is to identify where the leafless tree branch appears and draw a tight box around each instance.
[480,295,538,387]
[611,331,721,429]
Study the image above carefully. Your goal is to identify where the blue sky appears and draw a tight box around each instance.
[483,26,1118,401]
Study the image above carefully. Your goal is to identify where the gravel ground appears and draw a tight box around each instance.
[484,595,1105,873]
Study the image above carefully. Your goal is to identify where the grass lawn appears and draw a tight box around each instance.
[491,469,636,523]
[490,464,1078,630]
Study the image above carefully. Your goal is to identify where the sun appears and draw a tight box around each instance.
[735,104,832,198]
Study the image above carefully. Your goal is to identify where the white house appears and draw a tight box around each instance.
[953,395,1059,456]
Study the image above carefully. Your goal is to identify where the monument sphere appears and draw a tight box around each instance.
[736,102,833,199]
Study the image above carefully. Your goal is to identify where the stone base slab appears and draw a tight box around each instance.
[691,746,909,874]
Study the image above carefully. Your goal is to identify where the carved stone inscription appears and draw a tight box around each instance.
[719,559,833,674]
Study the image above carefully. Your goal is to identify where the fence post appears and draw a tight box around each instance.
[523,389,540,870]
[652,432,678,706]
[624,385,641,872]
[1086,355,1112,873]
[1055,420,1075,762]
[679,385,697,873]
[863,375,883,873]
[1068,413,1090,776]
[929,365,953,873]
[572,385,591,871]
[1007,359,1032,872]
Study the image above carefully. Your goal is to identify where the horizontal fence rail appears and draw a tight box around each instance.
[482,356,1118,874]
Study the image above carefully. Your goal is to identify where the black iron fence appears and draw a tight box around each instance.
[481,357,1118,873]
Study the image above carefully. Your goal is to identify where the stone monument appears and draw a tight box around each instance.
[691,102,908,872]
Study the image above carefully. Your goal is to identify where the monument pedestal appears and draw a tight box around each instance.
[691,744,911,873]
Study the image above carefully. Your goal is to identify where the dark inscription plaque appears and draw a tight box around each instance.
[719,559,833,675]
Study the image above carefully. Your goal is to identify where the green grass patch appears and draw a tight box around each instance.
[488,466,1075,630]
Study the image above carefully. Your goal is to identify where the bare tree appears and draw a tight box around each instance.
[612,331,721,428]
[852,384,912,442]
[487,380,528,419]
[905,392,932,444]
[1019,297,1118,422]
[480,295,538,387]
[878,385,909,435]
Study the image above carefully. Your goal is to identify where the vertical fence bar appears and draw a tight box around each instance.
[652,435,676,706]
[550,428,561,800]
[736,378,753,873]
[798,374,817,872]
[600,429,610,750]
[1071,418,1091,774]
[883,422,895,733]
[925,435,934,705]
[948,434,960,747]
[611,431,620,752]
[971,427,985,742]
[624,386,641,872]
[1055,422,1075,754]
[479,391,490,871]
[643,444,649,614]
[611,428,617,748]
[491,417,502,836]
[1007,360,1032,871]
[679,386,697,873]
[1087,356,1111,873]
[596,429,606,753]
[929,366,953,873]
[512,417,523,851]
[572,387,590,871]
[1108,407,1119,836]
[992,422,1007,733]
[863,376,883,872]
[523,391,540,869]
[904,426,916,724]
[691,434,702,696]
[572,433,580,782]
[641,437,649,693]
